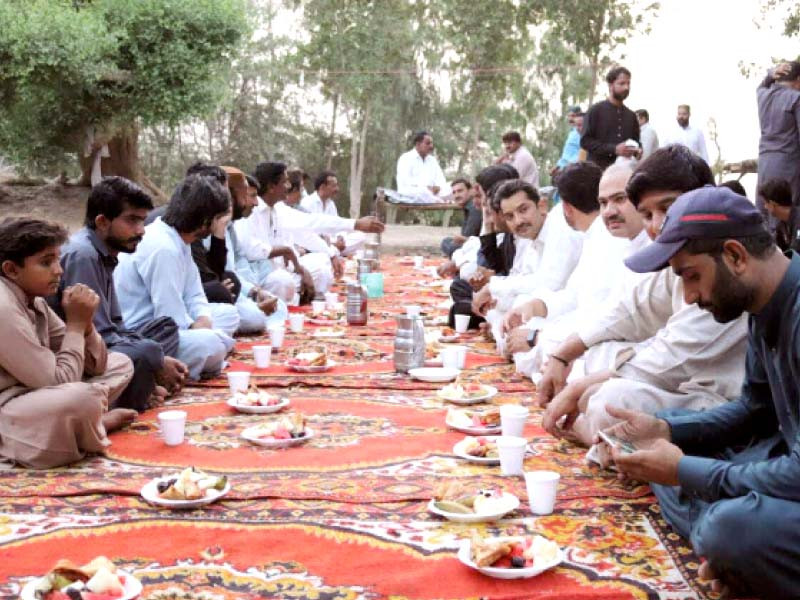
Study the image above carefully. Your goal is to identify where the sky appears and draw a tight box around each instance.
[618,0,797,195]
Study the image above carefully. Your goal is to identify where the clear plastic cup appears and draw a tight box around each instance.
[496,436,527,476]
[449,345,467,369]
[406,305,421,318]
[441,347,461,370]
[500,404,529,437]
[413,255,424,268]
[269,326,285,349]
[525,470,561,515]
[252,345,272,369]
[454,314,471,333]
[227,371,250,394]
[288,313,305,333]
[312,300,326,315]
[158,410,187,446]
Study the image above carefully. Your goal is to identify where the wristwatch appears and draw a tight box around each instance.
[526,328,539,348]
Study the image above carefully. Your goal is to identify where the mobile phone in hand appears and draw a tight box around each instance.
[598,431,636,454]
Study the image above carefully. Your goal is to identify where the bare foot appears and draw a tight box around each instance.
[102,408,137,432]
[698,561,730,597]
[146,385,169,409]
[156,357,188,395]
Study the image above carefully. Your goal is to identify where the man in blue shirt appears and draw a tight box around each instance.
[603,186,799,599]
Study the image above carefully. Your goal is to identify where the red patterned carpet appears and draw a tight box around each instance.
[0,256,716,599]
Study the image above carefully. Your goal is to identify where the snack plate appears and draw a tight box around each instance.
[452,435,501,464]
[457,537,564,579]
[311,328,346,338]
[428,493,519,523]
[288,360,336,373]
[308,317,344,325]
[437,384,497,405]
[241,426,315,448]
[408,367,460,383]
[21,570,143,600]
[446,413,502,435]
[140,477,231,509]
[226,397,290,414]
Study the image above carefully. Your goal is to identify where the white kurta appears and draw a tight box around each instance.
[300,191,365,256]
[507,146,539,188]
[662,124,709,163]
[395,149,450,199]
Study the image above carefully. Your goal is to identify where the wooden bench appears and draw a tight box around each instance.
[375,189,459,227]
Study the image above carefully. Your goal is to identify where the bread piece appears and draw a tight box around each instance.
[471,537,513,567]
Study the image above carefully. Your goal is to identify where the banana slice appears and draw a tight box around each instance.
[434,500,474,514]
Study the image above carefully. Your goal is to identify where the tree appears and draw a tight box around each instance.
[0,0,247,196]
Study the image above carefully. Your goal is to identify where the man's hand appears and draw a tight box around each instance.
[354,216,385,233]
[549,166,560,178]
[190,316,213,330]
[256,289,279,316]
[502,300,546,333]
[335,236,347,252]
[773,61,792,79]
[504,327,532,355]
[269,245,299,270]
[467,267,494,292]
[536,358,569,407]
[437,260,458,279]
[429,185,441,196]
[62,284,100,334]
[615,142,637,158]
[331,255,344,279]
[210,209,232,239]
[157,356,188,395]
[596,404,672,448]
[222,278,235,293]
[452,234,467,245]
[471,286,495,317]
[612,438,683,486]
[541,381,584,438]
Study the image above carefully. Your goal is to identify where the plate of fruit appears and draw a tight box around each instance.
[227,386,289,414]
[140,467,230,508]
[458,534,563,579]
[452,435,501,464]
[286,348,334,372]
[437,382,497,404]
[428,482,519,523]
[445,407,501,434]
[241,413,313,448]
[308,309,344,325]
[21,556,142,600]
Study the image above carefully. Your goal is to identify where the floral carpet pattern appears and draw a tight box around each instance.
[0,257,717,599]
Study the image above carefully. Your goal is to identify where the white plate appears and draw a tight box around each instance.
[141,477,230,508]
[226,397,290,414]
[308,317,344,325]
[288,360,336,373]
[21,569,143,600]
[311,328,346,338]
[452,435,501,464]
[446,413,502,435]
[408,367,460,382]
[437,385,497,405]
[457,537,564,579]
[241,426,315,448]
[428,493,519,523]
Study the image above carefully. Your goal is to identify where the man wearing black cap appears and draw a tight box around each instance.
[602,186,799,599]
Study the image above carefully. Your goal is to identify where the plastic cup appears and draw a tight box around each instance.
[496,436,527,476]
[450,345,467,369]
[227,371,250,394]
[324,292,338,308]
[525,470,561,515]
[253,345,272,369]
[441,346,461,370]
[158,410,187,446]
[268,326,285,349]
[413,255,424,268]
[454,314,471,333]
[500,404,529,437]
[312,300,326,315]
[406,305,421,318]
[289,313,305,333]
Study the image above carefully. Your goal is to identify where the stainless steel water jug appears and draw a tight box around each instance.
[394,315,425,373]
[346,281,368,325]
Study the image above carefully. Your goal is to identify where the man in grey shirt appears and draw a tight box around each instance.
[757,61,800,230]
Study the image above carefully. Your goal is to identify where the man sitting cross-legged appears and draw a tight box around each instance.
[54,177,188,412]
[601,186,800,600]
[115,175,240,381]
[0,218,135,469]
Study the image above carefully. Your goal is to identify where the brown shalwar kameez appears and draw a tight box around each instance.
[0,278,133,468]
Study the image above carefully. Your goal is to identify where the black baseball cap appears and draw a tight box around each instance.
[625,185,768,273]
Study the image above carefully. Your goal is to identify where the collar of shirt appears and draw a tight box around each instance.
[85,227,118,268]
[0,276,47,319]
[754,251,800,348]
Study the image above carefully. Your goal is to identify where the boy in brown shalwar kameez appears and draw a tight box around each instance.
[0,218,135,469]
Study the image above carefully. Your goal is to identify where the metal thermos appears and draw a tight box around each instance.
[346,282,368,326]
[394,315,425,373]
[356,258,376,281]
[364,242,380,270]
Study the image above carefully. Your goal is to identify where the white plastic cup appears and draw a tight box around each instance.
[413,255,424,268]
[227,371,250,394]
[288,313,305,333]
[454,314,471,333]
[500,404,529,437]
[525,470,561,515]
[312,300,326,315]
[496,436,527,476]
[450,345,467,369]
[158,410,187,446]
[441,347,461,370]
[324,292,338,308]
[406,305,422,318]
[269,326,285,349]
[253,345,272,369]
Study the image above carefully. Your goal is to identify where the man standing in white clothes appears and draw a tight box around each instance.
[636,109,659,160]
[496,131,539,188]
[396,131,450,201]
[663,105,709,164]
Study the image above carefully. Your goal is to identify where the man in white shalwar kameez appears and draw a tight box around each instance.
[300,171,366,256]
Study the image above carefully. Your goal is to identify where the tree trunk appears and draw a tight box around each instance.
[456,96,485,174]
[349,103,370,219]
[78,122,166,202]
[326,92,340,170]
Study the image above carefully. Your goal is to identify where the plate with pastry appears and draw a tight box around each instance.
[445,406,502,434]
[428,482,519,523]
[286,347,334,372]
[227,386,290,414]
[241,413,314,448]
[452,435,501,464]
[458,534,563,579]
[437,382,497,404]
[308,309,344,325]
[21,556,142,600]
[140,466,230,508]
[311,326,346,338]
